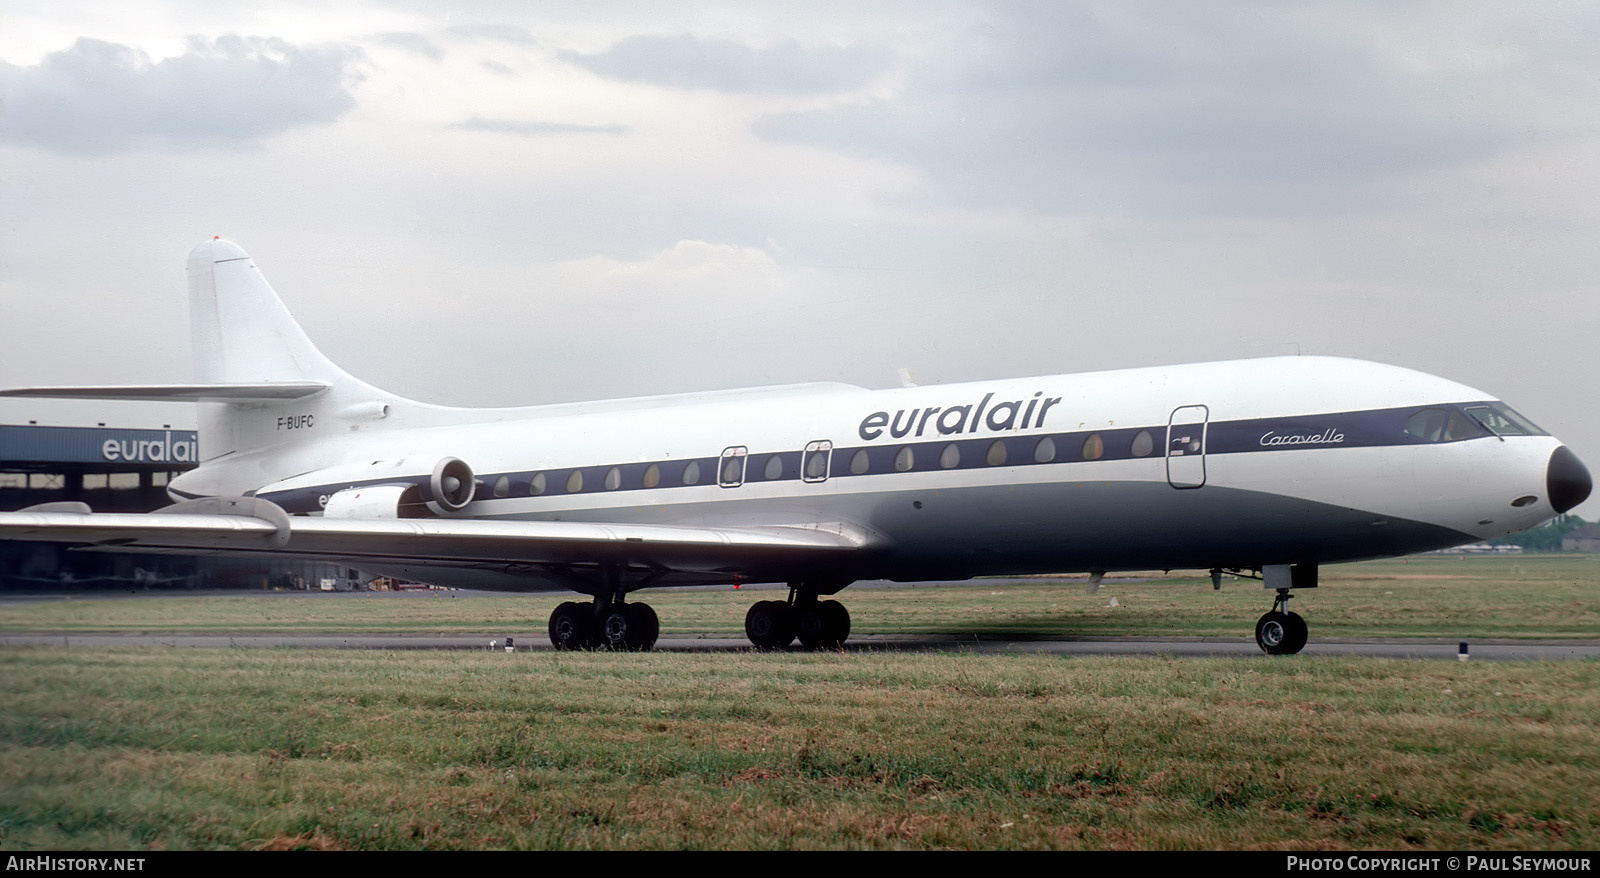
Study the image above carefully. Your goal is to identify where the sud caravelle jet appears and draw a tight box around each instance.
[1,239,1590,653]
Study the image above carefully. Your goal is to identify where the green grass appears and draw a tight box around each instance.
[1,554,1596,850]
[0,648,1596,850]
[4,555,1597,641]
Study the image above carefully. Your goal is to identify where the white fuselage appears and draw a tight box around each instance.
[172,355,1561,584]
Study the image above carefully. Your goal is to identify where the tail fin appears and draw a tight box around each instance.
[0,240,416,461]
[189,237,372,389]
[186,238,409,458]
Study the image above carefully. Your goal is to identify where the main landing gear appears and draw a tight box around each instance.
[549,598,660,651]
[1255,589,1308,655]
[745,581,853,650]
[546,563,664,651]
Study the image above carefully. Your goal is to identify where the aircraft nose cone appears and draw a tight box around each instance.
[1547,446,1592,514]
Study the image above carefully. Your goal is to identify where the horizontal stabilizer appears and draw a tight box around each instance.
[0,382,328,401]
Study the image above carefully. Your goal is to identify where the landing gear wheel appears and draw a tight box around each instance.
[1255,610,1306,655]
[549,601,593,650]
[745,600,795,649]
[1282,611,1308,655]
[601,602,660,651]
[796,600,850,649]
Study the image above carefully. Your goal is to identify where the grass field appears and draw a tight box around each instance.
[1,555,1597,850]
[3,555,1598,642]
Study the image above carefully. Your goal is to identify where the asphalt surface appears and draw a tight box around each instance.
[3,583,1596,661]
[1,631,1595,660]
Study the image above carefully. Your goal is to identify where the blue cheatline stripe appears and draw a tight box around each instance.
[254,402,1501,514]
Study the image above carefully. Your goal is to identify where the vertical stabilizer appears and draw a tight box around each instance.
[186,238,405,460]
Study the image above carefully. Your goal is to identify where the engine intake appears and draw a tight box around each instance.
[431,457,475,511]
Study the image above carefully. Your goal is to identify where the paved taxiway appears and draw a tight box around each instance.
[2,631,1594,660]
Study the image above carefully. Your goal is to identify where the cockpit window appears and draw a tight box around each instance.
[1405,408,1448,442]
[1406,407,1489,443]
[1464,403,1547,437]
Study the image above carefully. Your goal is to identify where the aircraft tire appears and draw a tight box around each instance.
[1282,611,1308,655]
[601,603,659,651]
[796,600,849,649]
[627,603,660,651]
[1255,610,1304,655]
[745,600,794,649]
[549,601,593,650]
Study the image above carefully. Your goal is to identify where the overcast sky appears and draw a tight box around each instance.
[1,1,1596,516]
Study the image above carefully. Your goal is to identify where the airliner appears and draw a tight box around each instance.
[1,238,1590,654]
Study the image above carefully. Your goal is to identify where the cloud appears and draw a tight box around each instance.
[562,34,891,94]
[752,4,1594,218]
[370,32,444,61]
[0,36,364,155]
[449,117,630,136]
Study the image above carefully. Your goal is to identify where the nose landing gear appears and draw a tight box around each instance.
[1255,590,1308,655]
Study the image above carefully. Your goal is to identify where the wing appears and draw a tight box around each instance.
[0,505,870,592]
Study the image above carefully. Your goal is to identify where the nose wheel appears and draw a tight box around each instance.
[1255,590,1308,655]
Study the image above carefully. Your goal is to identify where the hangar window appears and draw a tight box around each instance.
[493,475,510,498]
[940,443,961,469]
[986,439,1008,466]
[1033,436,1056,463]
[643,463,661,489]
[764,454,784,480]
[850,449,870,474]
[1082,433,1104,461]
[894,446,915,472]
[1131,430,1155,458]
[604,467,622,490]
[529,472,546,495]
[682,460,702,486]
[566,470,583,493]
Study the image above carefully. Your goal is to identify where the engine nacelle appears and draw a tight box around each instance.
[322,484,427,519]
[431,457,475,511]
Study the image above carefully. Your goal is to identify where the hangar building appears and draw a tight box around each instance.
[1,420,356,591]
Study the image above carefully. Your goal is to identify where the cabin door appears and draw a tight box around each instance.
[1166,405,1209,489]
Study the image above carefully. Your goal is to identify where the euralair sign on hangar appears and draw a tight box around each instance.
[0,425,200,467]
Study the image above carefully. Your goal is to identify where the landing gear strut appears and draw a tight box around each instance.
[744,581,852,650]
[546,564,664,651]
[1255,590,1308,655]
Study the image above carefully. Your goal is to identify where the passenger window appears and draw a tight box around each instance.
[720,447,747,487]
[764,455,783,480]
[529,472,546,495]
[566,470,583,493]
[643,463,661,489]
[1033,436,1056,463]
[493,475,509,498]
[986,439,1008,466]
[604,467,622,490]
[682,460,701,486]
[850,449,870,474]
[1082,433,1104,460]
[940,444,960,468]
[1131,430,1154,457]
[803,441,831,483]
[894,447,915,472]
